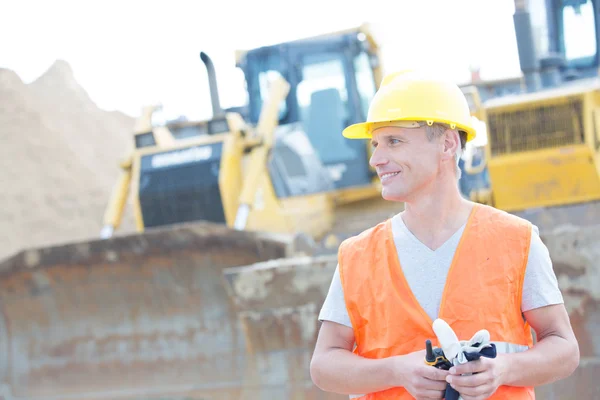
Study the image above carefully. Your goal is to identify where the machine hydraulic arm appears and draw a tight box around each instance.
[233,75,291,230]
[100,156,133,239]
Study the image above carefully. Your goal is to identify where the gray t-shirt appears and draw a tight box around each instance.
[318,213,564,328]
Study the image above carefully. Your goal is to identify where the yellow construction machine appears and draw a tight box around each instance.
[0,25,398,400]
[101,59,336,246]
[100,25,395,250]
[457,1,600,396]
[459,0,600,232]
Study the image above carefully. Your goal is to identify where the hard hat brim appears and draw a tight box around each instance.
[342,120,421,139]
[342,122,372,139]
[342,120,477,142]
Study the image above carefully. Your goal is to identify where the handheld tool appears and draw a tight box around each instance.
[425,319,498,400]
[425,339,453,369]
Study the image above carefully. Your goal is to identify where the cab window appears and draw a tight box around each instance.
[560,0,597,67]
[353,51,377,120]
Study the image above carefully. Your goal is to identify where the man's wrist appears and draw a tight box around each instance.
[383,354,407,387]
[496,353,514,386]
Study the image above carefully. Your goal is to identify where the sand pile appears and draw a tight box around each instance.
[0,60,137,261]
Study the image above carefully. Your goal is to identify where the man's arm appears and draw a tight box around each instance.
[310,320,397,395]
[448,226,579,397]
[311,265,399,395]
[501,226,580,386]
[310,320,450,397]
[447,304,579,399]
[311,266,449,398]
[501,303,579,387]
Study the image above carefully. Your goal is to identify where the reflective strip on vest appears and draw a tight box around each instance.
[346,341,530,399]
[491,341,529,354]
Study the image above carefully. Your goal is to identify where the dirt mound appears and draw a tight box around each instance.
[0,61,137,261]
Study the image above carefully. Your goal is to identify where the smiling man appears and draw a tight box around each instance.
[309,70,579,400]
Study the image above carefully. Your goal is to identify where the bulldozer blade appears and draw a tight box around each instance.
[535,223,600,399]
[4,201,596,399]
[0,221,338,400]
[513,200,600,233]
[221,255,339,398]
[512,198,600,398]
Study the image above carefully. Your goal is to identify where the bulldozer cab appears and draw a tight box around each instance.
[546,0,598,79]
[237,25,381,192]
[465,0,599,104]
[458,0,600,109]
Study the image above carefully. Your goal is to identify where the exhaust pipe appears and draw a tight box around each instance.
[513,1,541,92]
[200,51,224,118]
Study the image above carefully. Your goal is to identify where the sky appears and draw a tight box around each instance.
[1,0,522,122]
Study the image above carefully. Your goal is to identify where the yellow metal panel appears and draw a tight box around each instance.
[244,172,290,234]
[594,109,600,181]
[102,166,132,229]
[581,91,599,160]
[332,183,381,205]
[489,145,600,212]
[483,79,600,111]
[133,131,230,158]
[278,194,334,240]
[218,134,244,227]
[595,108,600,152]
[130,154,145,232]
[244,170,333,240]
[238,147,269,206]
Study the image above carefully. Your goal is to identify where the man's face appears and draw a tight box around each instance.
[369,125,445,202]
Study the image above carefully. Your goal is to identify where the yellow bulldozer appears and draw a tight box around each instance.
[457,1,600,396]
[0,25,400,400]
[459,0,600,233]
[99,25,396,251]
[1,1,600,397]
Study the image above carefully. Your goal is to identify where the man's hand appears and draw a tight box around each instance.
[445,356,508,400]
[311,322,449,397]
[394,349,450,400]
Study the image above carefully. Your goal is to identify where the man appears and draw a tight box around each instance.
[309,70,579,400]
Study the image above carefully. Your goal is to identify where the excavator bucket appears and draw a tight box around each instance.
[0,222,341,400]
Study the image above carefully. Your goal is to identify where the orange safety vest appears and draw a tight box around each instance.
[338,203,535,399]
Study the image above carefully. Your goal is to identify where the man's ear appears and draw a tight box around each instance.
[442,129,460,161]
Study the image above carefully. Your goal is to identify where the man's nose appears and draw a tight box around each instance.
[369,147,388,168]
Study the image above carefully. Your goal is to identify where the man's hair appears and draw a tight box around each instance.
[420,122,467,179]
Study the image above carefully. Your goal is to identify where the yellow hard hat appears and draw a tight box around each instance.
[342,70,477,142]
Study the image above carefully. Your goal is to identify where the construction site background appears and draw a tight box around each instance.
[2,57,599,400]
[1,6,599,399]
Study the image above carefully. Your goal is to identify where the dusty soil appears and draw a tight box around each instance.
[0,60,137,261]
